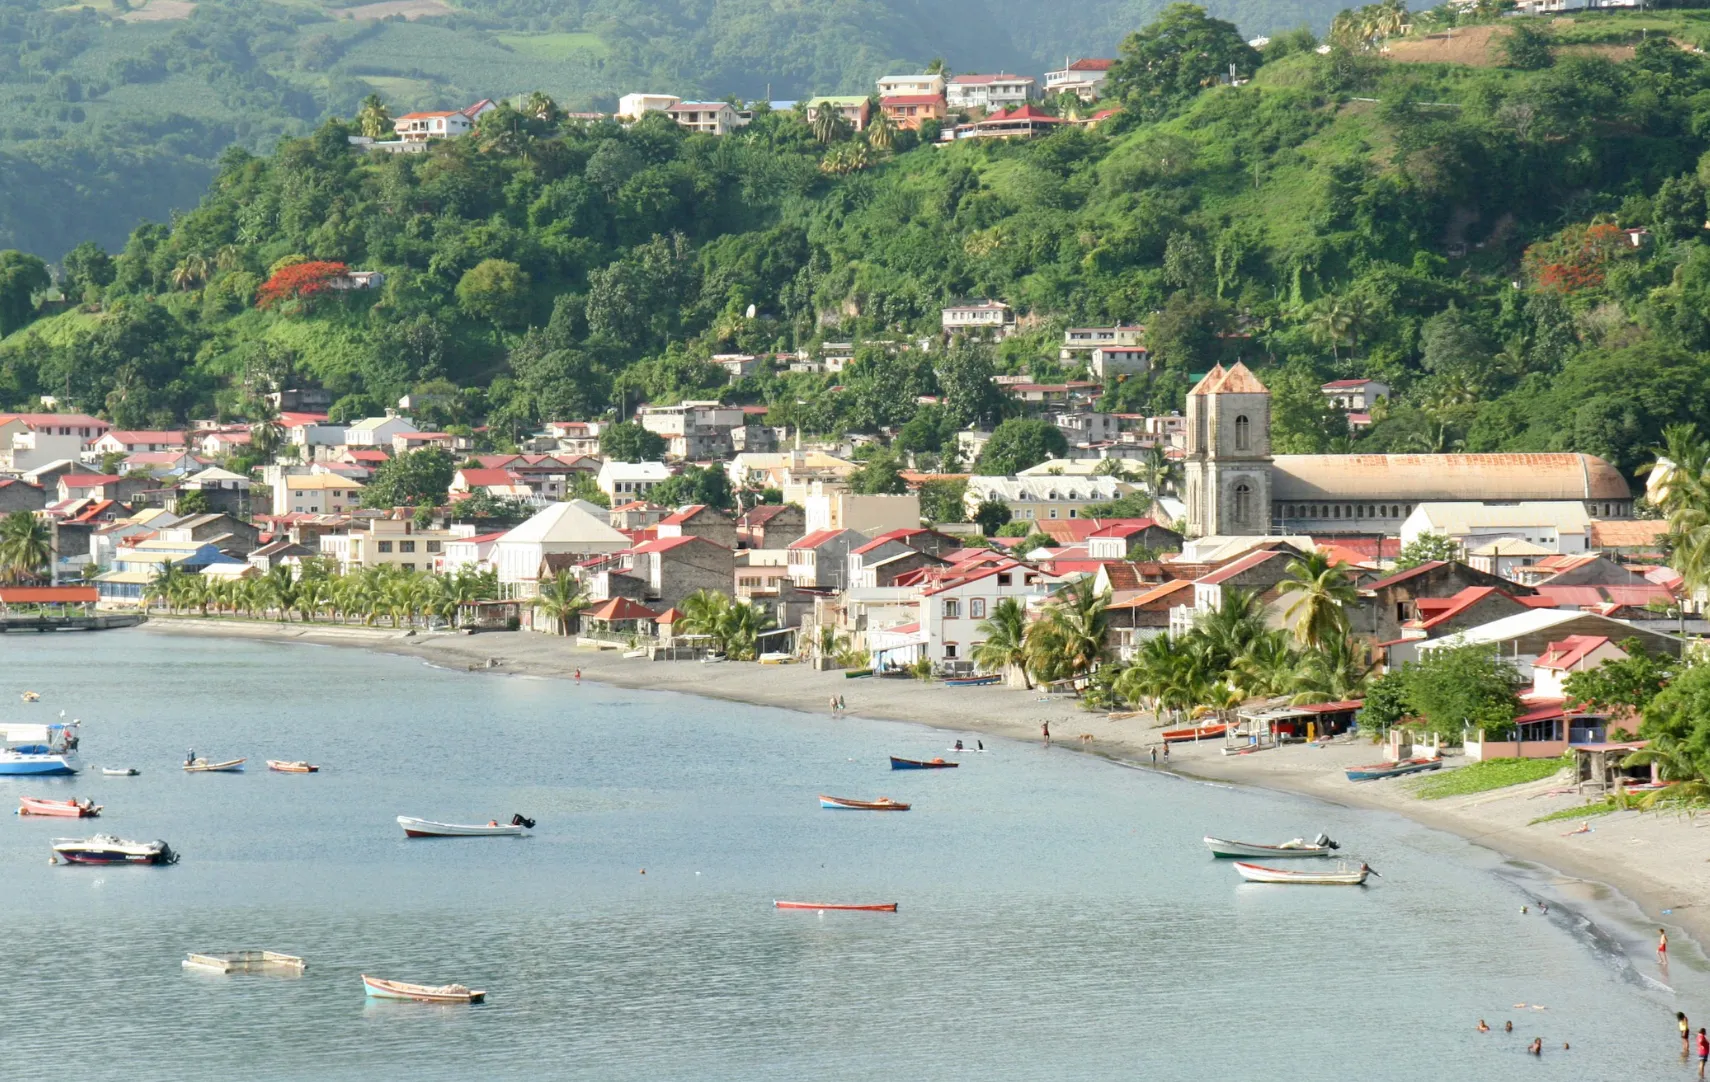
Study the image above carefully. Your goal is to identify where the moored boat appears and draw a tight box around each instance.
[19,795,102,818]
[183,757,246,773]
[1345,757,1442,782]
[0,723,81,776]
[1161,723,1229,743]
[773,900,899,912]
[397,814,534,838]
[1232,861,1370,885]
[942,674,1001,687]
[362,975,485,1003]
[889,756,958,770]
[818,794,910,811]
[51,834,177,865]
[1203,834,1337,859]
[266,760,320,773]
[102,767,139,776]
[183,950,306,974]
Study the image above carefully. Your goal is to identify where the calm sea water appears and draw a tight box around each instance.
[0,630,1698,1080]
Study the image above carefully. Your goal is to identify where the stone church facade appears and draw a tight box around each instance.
[1184,363,1273,537]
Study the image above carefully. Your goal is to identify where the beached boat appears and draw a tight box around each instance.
[1233,861,1370,885]
[266,760,319,773]
[1203,834,1337,859]
[397,814,534,838]
[773,900,899,912]
[183,757,246,773]
[0,723,80,776]
[889,756,958,770]
[51,834,177,865]
[361,975,485,1003]
[183,950,306,974]
[818,795,910,811]
[1345,757,1442,782]
[942,674,1001,687]
[101,767,139,777]
[1161,723,1229,743]
[19,795,101,818]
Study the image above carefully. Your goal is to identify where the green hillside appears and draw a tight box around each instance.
[4,3,1710,488]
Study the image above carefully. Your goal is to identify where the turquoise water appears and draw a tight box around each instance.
[0,630,1696,1080]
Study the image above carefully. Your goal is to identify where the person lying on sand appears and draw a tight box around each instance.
[1561,822,1592,836]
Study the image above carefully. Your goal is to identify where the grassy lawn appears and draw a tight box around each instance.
[1529,798,1624,825]
[495,32,610,59]
[1409,756,1571,800]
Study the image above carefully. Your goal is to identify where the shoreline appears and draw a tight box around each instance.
[141,617,1710,956]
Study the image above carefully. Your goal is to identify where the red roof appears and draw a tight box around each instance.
[1361,561,1449,592]
[629,535,721,554]
[581,597,659,622]
[1537,635,1616,670]
[980,104,1064,124]
[920,558,1033,596]
[345,449,390,463]
[0,412,108,430]
[658,504,707,526]
[69,499,118,524]
[1533,584,1673,609]
[1321,379,1380,390]
[1515,697,1568,725]
[1067,57,1114,71]
[102,430,185,444]
[851,528,933,555]
[1295,699,1365,714]
[949,73,1028,84]
[654,607,684,623]
[62,474,120,487]
[457,531,507,545]
[456,468,524,488]
[788,529,848,550]
[1088,519,1160,539]
[1108,579,1194,610]
[277,412,329,427]
[1197,549,1287,586]
[0,585,98,603]
[1408,586,1513,630]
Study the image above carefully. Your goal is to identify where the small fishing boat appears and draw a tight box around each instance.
[942,674,1001,687]
[397,814,534,838]
[818,795,910,811]
[0,723,81,776]
[102,767,139,777]
[773,900,899,912]
[1345,757,1443,782]
[20,691,40,703]
[266,760,319,773]
[183,950,306,974]
[1203,834,1337,859]
[19,796,102,818]
[1161,723,1229,743]
[51,834,177,865]
[1233,861,1370,886]
[889,756,958,770]
[183,757,246,773]
[361,975,485,1004]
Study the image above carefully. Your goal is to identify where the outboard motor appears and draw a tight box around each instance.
[510,814,536,829]
[1314,833,1339,850]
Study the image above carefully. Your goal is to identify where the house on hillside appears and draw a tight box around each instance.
[805,96,870,131]
[656,504,737,549]
[666,101,748,135]
[941,300,1015,340]
[876,73,947,98]
[617,93,680,120]
[737,503,806,549]
[1043,58,1114,100]
[945,73,1038,110]
[880,94,946,130]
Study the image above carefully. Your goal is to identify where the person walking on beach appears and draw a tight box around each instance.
[1680,1012,1691,1056]
[1659,928,1670,964]
[830,696,839,716]
[1162,743,1170,763]
[574,668,581,683]
[1041,721,1050,746]
[1697,1027,1708,1077]
[1150,746,1157,764]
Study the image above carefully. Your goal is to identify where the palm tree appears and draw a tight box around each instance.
[811,103,851,144]
[170,253,210,292]
[0,511,52,584]
[262,563,296,620]
[1289,636,1374,705]
[145,563,189,614]
[356,93,393,140]
[1232,629,1302,699]
[294,577,327,623]
[522,90,561,124]
[1308,294,1356,361]
[1195,587,1267,671]
[1024,577,1111,683]
[532,569,588,636]
[865,108,896,151]
[678,588,734,650]
[717,600,775,660]
[1647,425,1710,599]
[1277,550,1358,650]
[972,597,1033,688]
[1622,736,1710,812]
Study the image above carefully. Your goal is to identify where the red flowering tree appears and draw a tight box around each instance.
[1522,223,1629,294]
[256,261,348,310]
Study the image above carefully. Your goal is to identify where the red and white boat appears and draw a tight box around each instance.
[1161,723,1228,743]
[774,900,898,912]
[361,974,485,1003]
[818,795,911,811]
[19,796,101,818]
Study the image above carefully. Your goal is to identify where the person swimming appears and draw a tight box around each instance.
[1504,1021,1513,1033]
[1528,1038,1542,1056]
[1477,1020,1489,1032]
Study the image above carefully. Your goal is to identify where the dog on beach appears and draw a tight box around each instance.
[1078,733,1094,744]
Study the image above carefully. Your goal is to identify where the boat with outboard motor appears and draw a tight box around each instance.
[50,834,177,865]
[361,975,485,1003]
[819,794,910,811]
[397,814,534,837]
[1203,833,1339,859]
[1233,861,1371,885]
[0,722,81,776]
[183,756,246,773]
[19,796,101,818]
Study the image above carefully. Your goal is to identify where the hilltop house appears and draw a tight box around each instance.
[666,101,748,135]
[1043,58,1114,100]
[880,94,946,130]
[945,73,1039,110]
[805,96,870,131]
[876,73,947,98]
[941,301,1015,340]
[0,413,111,473]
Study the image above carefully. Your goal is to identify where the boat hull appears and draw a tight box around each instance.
[1233,861,1368,885]
[1346,758,1442,782]
[362,975,485,1003]
[101,768,139,777]
[773,901,899,912]
[0,755,78,776]
[184,759,246,773]
[397,816,525,838]
[20,797,101,818]
[889,757,958,770]
[1203,836,1335,859]
[943,675,1000,687]
[818,795,911,811]
[1161,724,1228,744]
[52,836,176,865]
[266,761,319,773]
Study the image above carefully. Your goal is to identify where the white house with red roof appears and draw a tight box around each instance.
[89,430,186,457]
[1043,58,1114,100]
[438,529,507,575]
[915,557,1057,668]
[1320,378,1390,412]
[451,467,536,502]
[0,412,111,473]
[787,528,866,590]
[945,73,1038,110]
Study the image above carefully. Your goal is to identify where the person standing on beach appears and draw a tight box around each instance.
[830,696,839,716]
[1150,746,1157,764]
[1681,1012,1691,1056]
[1659,928,1670,964]
[1697,1027,1708,1077]
[574,668,581,683]
[1041,721,1050,746]
[1162,743,1170,763]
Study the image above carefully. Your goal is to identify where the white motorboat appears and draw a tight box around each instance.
[1203,833,1338,859]
[1233,861,1369,885]
[0,723,81,776]
[51,834,178,865]
[183,757,246,773]
[102,767,139,776]
[397,815,534,838]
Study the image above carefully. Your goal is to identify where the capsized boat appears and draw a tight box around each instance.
[818,795,910,811]
[19,795,102,818]
[774,900,899,912]
[183,950,306,974]
[0,723,81,776]
[1233,861,1369,885]
[102,767,139,777]
[1203,833,1338,859]
[362,975,485,1003]
[183,757,246,773]
[1161,723,1229,743]
[889,756,958,770]
[51,834,177,865]
[1345,757,1442,782]
[398,814,534,838]
[266,760,320,773]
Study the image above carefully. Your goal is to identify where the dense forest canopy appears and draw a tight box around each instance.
[0,0,1350,258]
[6,3,1710,493]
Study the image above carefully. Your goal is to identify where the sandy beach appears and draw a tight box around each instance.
[144,617,1710,951]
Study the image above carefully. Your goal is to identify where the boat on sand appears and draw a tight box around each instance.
[889,756,957,770]
[818,795,910,811]
[1345,757,1441,782]
[1233,861,1370,885]
[774,900,898,912]
[19,795,101,818]
[1203,834,1338,859]
[361,975,485,1003]
[397,814,534,838]
[266,760,319,773]
[1161,723,1228,743]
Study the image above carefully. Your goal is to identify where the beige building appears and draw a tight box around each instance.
[274,474,365,516]
[964,475,1133,524]
[803,486,921,536]
[318,517,458,574]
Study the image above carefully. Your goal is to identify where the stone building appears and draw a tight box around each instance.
[1183,363,1272,537]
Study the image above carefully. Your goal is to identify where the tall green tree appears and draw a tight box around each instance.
[599,422,666,462]
[1106,4,1260,121]
[0,511,52,584]
[975,419,1067,475]
[1277,550,1358,650]
[0,250,50,335]
[361,448,456,509]
[973,596,1033,688]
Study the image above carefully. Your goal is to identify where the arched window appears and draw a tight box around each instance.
[1233,483,1252,523]
[1235,415,1251,452]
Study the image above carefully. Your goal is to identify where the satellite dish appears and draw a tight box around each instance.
[745,304,757,319]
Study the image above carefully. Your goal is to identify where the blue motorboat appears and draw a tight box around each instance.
[0,723,81,776]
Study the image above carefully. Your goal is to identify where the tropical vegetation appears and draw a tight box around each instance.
[143,560,500,628]
[0,509,51,583]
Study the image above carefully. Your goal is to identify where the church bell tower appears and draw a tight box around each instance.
[1183,362,1272,537]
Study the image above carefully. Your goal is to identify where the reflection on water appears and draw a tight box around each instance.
[0,631,1691,1080]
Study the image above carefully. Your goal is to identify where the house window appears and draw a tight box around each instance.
[426,541,442,554]
[971,598,986,619]
[944,643,958,659]
[402,563,416,572]
[400,540,416,553]
[943,599,961,619]
[378,541,393,553]
[1235,415,1251,451]
[1048,508,1058,519]
[1233,483,1252,523]
[1068,509,1078,518]
[997,573,1011,586]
